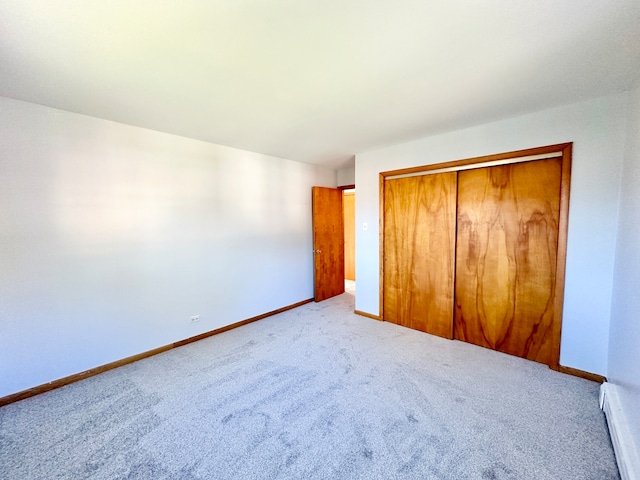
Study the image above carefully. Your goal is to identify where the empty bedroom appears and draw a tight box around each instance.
[1,1,639,479]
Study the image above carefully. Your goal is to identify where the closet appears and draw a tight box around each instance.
[381,144,571,367]
[384,172,457,339]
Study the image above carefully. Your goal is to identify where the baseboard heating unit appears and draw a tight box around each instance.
[600,382,640,480]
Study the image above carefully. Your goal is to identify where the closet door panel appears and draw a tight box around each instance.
[383,172,457,338]
[454,158,562,364]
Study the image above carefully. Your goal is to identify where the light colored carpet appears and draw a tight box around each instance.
[0,290,619,479]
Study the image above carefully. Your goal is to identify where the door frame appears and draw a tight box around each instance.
[379,143,572,369]
[342,189,356,282]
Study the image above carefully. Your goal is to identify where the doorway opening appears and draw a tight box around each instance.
[343,188,356,297]
[311,185,356,302]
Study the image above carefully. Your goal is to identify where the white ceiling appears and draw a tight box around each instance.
[1,1,639,169]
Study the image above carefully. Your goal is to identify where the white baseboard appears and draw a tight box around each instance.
[600,383,640,480]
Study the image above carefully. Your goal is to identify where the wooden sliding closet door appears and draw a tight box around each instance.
[454,158,562,365]
[383,172,457,338]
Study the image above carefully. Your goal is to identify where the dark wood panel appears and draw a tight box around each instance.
[454,158,562,365]
[383,172,457,338]
[312,187,345,301]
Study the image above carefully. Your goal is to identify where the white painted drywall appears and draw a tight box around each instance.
[0,96,335,398]
[337,166,355,187]
[355,93,629,376]
[609,85,640,445]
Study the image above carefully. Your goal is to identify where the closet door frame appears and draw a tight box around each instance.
[379,143,572,369]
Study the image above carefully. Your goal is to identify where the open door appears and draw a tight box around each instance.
[312,186,344,301]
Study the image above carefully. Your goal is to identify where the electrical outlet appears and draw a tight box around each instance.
[190,315,200,323]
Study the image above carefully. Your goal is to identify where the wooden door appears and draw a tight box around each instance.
[343,191,356,281]
[383,172,457,338]
[312,187,344,301]
[454,158,562,365]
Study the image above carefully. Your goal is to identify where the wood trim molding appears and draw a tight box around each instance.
[354,310,382,321]
[338,184,356,190]
[549,143,572,369]
[379,172,386,321]
[558,365,607,384]
[379,143,571,178]
[0,298,313,408]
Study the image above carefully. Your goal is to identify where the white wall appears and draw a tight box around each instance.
[355,93,629,376]
[337,166,355,187]
[0,96,335,398]
[609,85,640,442]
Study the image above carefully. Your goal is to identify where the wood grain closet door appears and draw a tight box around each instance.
[454,158,562,365]
[383,172,457,338]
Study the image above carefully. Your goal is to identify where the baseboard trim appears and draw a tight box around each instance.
[600,383,640,480]
[354,310,381,321]
[557,365,607,383]
[0,298,313,408]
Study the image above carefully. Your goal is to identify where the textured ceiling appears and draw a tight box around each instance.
[1,1,639,168]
